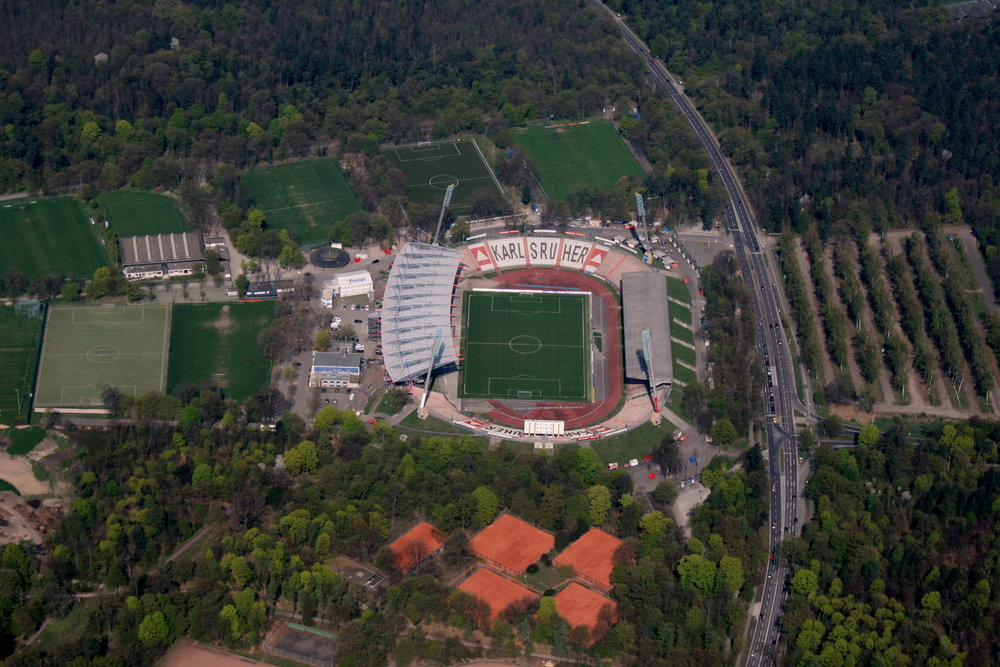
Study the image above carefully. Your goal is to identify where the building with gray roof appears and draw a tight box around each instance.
[119,232,204,280]
[621,272,672,391]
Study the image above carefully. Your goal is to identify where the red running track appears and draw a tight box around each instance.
[484,268,622,430]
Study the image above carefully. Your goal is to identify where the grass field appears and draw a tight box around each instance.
[666,276,692,304]
[591,420,677,465]
[0,198,107,278]
[97,190,190,236]
[513,120,644,202]
[167,302,275,401]
[3,427,45,455]
[243,158,362,246]
[0,306,44,422]
[460,290,591,401]
[382,139,507,215]
[35,306,170,409]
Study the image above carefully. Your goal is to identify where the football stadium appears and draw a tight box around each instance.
[381,232,676,440]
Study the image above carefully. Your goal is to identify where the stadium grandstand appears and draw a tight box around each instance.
[621,272,671,392]
[381,242,462,383]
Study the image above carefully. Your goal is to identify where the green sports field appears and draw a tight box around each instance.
[97,190,190,236]
[0,198,107,278]
[167,302,275,401]
[243,158,362,246]
[383,139,507,215]
[513,120,645,201]
[460,290,591,401]
[34,306,170,409]
[0,305,44,422]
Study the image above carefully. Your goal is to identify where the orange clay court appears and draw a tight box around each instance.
[389,521,445,573]
[553,527,623,590]
[553,582,617,643]
[163,641,256,666]
[468,513,554,575]
[458,568,539,619]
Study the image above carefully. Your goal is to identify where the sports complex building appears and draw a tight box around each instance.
[380,231,678,441]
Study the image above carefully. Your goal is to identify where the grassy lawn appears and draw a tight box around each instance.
[0,305,44,422]
[670,320,695,345]
[513,119,644,202]
[97,190,189,236]
[167,302,275,401]
[519,562,567,591]
[0,198,107,278]
[243,157,363,246]
[672,341,696,366]
[591,419,677,465]
[670,302,692,324]
[666,276,692,304]
[673,364,696,385]
[664,385,695,423]
[0,479,19,495]
[3,427,45,455]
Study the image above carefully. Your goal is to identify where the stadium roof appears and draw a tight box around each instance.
[553,582,617,643]
[381,242,462,383]
[469,513,554,575]
[621,272,672,386]
[457,568,539,619]
[119,232,203,266]
[389,521,446,573]
[553,527,623,590]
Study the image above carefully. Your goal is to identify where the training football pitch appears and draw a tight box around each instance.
[97,190,190,236]
[167,302,275,401]
[34,306,170,409]
[0,198,107,278]
[460,290,591,401]
[0,306,44,421]
[383,139,507,215]
[243,158,362,246]
[513,120,644,202]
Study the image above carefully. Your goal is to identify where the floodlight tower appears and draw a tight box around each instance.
[642,329,659,413]
[635,192,652,263]
[432,184,456,245]
[419,327,445,412]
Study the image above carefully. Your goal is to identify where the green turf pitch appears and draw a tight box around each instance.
[460,291,591,401]
[243,158,362,246]
[382,140,507,215]
[97,191,190,236]
[0,306,44,421]
[513,120,644,202]
[167,302,275,401]
[34,306,170,409]
[0,198,107,278]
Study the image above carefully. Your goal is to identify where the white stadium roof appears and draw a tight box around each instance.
[381,242,462,383]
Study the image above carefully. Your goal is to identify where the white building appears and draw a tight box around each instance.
[330,270,374,298]
[321,287,335,308]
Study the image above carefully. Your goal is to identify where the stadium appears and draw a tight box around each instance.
[380,232,675,441]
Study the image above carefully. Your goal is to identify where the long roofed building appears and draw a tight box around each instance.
[381,242,463,383]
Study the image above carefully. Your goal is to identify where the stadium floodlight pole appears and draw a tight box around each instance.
[432,184,456,245]
[13,387,21,415]
[419,327,444,410]
[642,329,659,412]
[635,192,651,261]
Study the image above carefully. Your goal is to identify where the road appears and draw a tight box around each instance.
[589,3,808,663]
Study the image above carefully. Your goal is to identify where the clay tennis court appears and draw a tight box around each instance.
[468,513,554,575]
[389,521,446,573]
[553,582,617,644]
[553,527,623,591]
[458,568,539,619]
[485,268,622,429]
[162,641,258,666]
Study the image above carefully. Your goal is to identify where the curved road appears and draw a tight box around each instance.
[589,2,808,663]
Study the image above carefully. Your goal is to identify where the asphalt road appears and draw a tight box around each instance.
[589,3,809,663]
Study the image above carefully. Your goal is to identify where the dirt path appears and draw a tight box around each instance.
[165,525,211,564]
[821,246,866,394]
[842,243,898,405]
[794,239,836,385]
[944,224,996,313]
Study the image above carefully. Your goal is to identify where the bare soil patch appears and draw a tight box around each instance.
[0,451,49,496]
[162,641,260,667]
[0,492,64,544]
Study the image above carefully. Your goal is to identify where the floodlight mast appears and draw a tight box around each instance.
[635,192,651,260]
[419,327,444,410]
[642,329,659,412]
[432,184,456,245]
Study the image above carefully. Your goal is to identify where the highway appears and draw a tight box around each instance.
[589,2,806,663]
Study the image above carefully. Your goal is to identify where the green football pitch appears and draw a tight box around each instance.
[460,290,591,401]
[0,305,44,422]
[243,158,363,246]
[97,190,190,236]
[0,198,108,278]
[167,302,275,401]
[34,306,170,409]
[513,120,645,202]
[383,139,507,215]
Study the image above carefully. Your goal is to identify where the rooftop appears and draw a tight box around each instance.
[119,232,203,266]
[553,527,623,590]
[388,521,446,573]
[457,568,539,620]
[468,513,554,575]
[621,272,671,386]
[312,352,363,370]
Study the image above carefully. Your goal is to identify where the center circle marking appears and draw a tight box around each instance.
[509,335,542,354]
[87,344,121,364]
[429,174,460,190]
